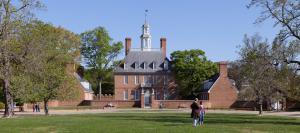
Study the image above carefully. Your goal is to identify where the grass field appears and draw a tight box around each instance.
[0,113,299,133]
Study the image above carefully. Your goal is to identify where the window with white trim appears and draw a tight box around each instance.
[123,90,128,100]
[124,75,128,84]
[135,75,140,84]
[134,90,140,100]
[153,62,156,70]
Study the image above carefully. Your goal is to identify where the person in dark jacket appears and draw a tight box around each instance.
[190,98,200,127]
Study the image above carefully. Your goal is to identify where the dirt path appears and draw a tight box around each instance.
[1,109,299,118]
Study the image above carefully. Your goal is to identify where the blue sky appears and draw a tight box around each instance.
[36,0,279,62]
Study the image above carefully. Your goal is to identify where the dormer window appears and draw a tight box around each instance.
[142,62,147,69]
[132,62,138,69]
[163,61,168,70]
[152,62,156,70]
[123,63,126,69]
[135,62,139,69]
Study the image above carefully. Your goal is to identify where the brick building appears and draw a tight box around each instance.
[114,21,176,108]
[199,61,239,108]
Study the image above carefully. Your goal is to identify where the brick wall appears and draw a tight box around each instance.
[88,100,140,108]
[209,76,238,108]
[152,100,211,109]
[114,74,175,100]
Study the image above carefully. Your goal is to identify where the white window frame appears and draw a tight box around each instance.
[135,75,140,84]
[153,62,156,70]
[123,90,128,100]
[134,90,140,100]
[124,75,128,84]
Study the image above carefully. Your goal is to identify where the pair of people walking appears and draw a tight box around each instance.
[191,98,205,127]
[33,103,40,112]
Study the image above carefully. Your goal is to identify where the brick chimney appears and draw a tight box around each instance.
[160,38,166,58]
[219,61,228,77]
[125,38,131,56]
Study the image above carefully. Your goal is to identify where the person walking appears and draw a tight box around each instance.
[32,103,36,112]
[190,98,200,127]
[199,101,206,126]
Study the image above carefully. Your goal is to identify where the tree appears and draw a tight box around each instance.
[80,27,123,99]
[249,0,300,41]
[170,49,218,99]
[0,0,42,117]
[9,21,81,115]
[236,34,300,114]
[249,0,300,66]
[31,22,80,115]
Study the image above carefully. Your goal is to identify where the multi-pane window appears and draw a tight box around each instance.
[123,90,128,100]
[152,75,156,84]
[145,75,152,84]
[163,88,168,100]
[134,90,140,100]
[135,75,140,84]
[156,91,160,100]
[124,75,128,84]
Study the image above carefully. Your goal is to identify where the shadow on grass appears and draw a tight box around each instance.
[95,113,300,126]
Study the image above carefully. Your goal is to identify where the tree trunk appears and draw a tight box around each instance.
[259,103,263,115]
[99,79,102,100]
[44,99,49,116]
[3,55,14,118]
[3,79,14,118]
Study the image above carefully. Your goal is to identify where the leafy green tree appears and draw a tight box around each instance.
[10,21,81,115]
[83,68,114,95]
[80,27,123,99]
[170,49,218,99]
[0,0,42,117]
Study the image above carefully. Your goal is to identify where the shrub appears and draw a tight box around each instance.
[0,102,5,109]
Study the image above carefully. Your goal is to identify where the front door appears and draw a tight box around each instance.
[144,89,151,108]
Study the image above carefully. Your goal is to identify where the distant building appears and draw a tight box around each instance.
[114,21,176,108]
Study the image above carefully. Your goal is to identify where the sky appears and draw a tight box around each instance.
[36,0,280,62]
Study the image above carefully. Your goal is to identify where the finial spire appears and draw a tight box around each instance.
[141,9,151,51]
[145,9,148,24]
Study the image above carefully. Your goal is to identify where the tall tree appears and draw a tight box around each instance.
[249,0,300,41]
[9,21,81,115]
[0,0,42,118]
[31,22,80,115]
[170,49,218,99]
[237,34,300,114]
[80,27,123,99]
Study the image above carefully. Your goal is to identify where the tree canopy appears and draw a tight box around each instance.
[170,49,217,99]
[80,27,123,97]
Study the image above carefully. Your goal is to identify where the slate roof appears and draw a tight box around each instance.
[114,50,170,73]
[201,74,219,92]
[201,74,238,93]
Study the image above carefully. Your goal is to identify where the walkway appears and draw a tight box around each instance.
[1,109,299,118]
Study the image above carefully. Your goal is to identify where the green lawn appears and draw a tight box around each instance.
[0,113,299,133]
